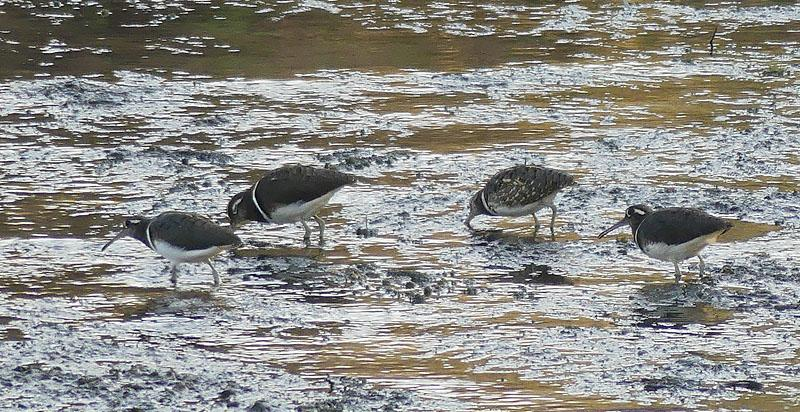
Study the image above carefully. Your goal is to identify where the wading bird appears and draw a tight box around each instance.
[227,164,356,243]
[465,165,575,240]
[102,212,241,286]
[598,204,732,283]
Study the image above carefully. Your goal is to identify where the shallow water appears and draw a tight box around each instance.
[1,1,800,410]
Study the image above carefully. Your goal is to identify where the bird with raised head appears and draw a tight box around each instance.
[598,204,733,283]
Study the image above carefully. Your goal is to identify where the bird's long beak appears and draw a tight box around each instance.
[598,218,629,239]
[101,228,130,251]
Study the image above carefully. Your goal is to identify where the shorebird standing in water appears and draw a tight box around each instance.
[227,164,356,243]
[102,212,242,286]
[465,165,575,240]
[598,204,733,283]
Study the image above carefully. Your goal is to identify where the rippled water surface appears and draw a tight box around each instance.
[1,1,800,410]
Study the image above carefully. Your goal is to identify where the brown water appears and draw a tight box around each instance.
[1,1,800,410]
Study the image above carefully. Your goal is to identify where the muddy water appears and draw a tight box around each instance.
[1,1,800,410]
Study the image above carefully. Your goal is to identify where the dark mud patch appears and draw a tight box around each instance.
[193,114,230,127]
[93,146,235,215]
[634,303,733,329]
[724,380,765,392]
[298,376,414,412]
[24,78,144,108]
[627,254,800,326]
[229,255,466,305]
[507,263,574,286]
[112,289,225,320]
[639,375,764,395]
[354,216,380,238]
[636,282,721,302]
[0,315,26,341]
[317,148,414,171]
[383,268,456,304]
[234,243,328,259]
[0,310,446,411]
[3,359,271,411]
[98,146,233,172]
[355,225,379,238]
[720,255,800,285]
[229,258,372,304]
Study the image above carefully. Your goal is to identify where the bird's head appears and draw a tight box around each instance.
[226,191,248,230]
[465,190,488,230]
[598,204,652,238]
[101,216,147,251]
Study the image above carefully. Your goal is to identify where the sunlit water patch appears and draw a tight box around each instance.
[1,1,800,410]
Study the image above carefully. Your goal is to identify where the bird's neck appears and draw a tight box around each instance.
[130,221,154,250]
[629,217,647,247]
[245,190,270,222]
[474,189,492,216]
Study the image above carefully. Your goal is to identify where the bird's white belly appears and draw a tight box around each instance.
[268,189,340,224]
[640,234,716,263]
[491,193,555,217]
[153,240,225,264]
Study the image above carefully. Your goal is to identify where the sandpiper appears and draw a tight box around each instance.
[227,164,356,242]
[598,204,733,283]
[102,211,242,286]
[465,165,575,239]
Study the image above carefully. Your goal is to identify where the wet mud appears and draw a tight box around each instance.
[1,1,800,410]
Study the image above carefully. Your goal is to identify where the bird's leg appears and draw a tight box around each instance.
[673,262,682,284]
[169,264,178,285]
[313,215,326,243]
[697,255,715,284]
[207,260,220,287]
[697,255,706,278]
[301,219,312,242]
[549,205,558,240]
[532,213,541,240]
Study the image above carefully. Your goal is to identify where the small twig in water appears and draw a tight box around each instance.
[709,26,718,56]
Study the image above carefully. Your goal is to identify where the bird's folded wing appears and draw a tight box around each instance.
[256,166,355,208]
[152,213,240,250]
[638,208,731,246]
[486,167,574,208]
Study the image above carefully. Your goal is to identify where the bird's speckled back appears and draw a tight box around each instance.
[483,165,575,208]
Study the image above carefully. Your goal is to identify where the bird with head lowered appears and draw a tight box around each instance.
[102,211,242,286]
[465,165,575,240]
[227,164,356,243]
